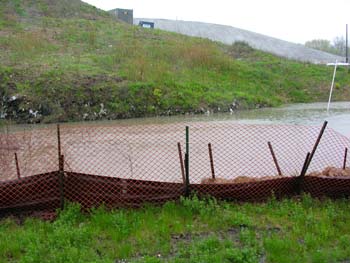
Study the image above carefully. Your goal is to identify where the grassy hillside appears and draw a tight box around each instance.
[0,0,349,123]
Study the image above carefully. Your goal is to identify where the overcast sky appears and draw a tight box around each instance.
[82,0,349,44]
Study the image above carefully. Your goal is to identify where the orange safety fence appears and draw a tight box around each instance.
[1,121,349,219]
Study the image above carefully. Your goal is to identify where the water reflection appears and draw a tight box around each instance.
[131,101,350,137]
[223,102,350,137]
[3,102,350,137]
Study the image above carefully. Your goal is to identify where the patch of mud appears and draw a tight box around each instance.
[171,227,241,244]
[308,167,350,178]
[201,175,286,184]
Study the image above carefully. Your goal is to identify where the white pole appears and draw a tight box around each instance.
[327,60,337,113]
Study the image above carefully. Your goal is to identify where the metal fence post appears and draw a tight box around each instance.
[298,121,328,194]
[297,152,310,194]
[343,148,348,170]
[14,152,21,179]
[300,121,328,178]
[57,124,65,210]
[185,126,190,196]
[268,141,282,176]
[57,124,61,166]
[208,143,215,179]
[59,154,65,210]
[177,142,186,184]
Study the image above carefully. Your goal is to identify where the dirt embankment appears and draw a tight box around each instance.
[201,167,350,184]
[309,167,350,177]
[201,176,286,184]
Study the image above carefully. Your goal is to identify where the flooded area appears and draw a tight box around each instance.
[1,101,350,182]
[218,101,350,137]
[3,101,350,137]
[126,101,350,138]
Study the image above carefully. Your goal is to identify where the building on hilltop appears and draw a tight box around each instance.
[109,8,133,24]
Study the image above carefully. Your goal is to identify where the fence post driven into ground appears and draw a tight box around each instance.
[208,143,216,179]
[57,124,61,162]
[184,126,190,196]
[177,142,186,185]
[343,148,348,170]
[59,155,65,210]
[14,153,21,179]
[301,121,328,177]
[297,152,310,194]
[298,121,328,194]
[268,141,282,176]
[57,124,65,210]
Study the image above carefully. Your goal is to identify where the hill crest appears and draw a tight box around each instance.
[134,18,343,64]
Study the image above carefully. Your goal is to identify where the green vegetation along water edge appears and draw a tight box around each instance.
[0,0,349,123]
[1,195,350,262]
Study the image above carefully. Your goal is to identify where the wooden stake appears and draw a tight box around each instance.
[59,154,65,210]
[343,147,348,170]
[268,141,282,176]
[301,121,328,177]
[57,124,61,170]
[14,152,21,179]
[208,143,215,179]
[177,142,186,184]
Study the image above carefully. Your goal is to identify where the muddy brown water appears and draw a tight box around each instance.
[1,102,350,182]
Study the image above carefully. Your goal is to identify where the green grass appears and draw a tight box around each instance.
[1,195,350,262]
[0,0,349,123]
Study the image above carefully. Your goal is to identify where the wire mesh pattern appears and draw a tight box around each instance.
[0,121,349,217]
[189,123,349,181]
[65,172,184,210]
[60,124,185,182]
[0,127,58,181]
[191,177,297,201]
[303,175,350,198]
[0,172,60,217]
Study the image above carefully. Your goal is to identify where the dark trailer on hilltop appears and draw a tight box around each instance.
[139,21,155,29]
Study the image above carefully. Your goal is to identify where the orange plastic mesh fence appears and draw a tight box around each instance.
[0,126,58,180]
[0,122,349,216]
